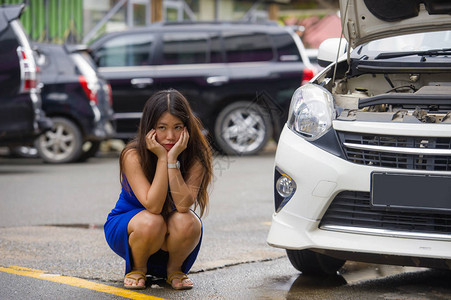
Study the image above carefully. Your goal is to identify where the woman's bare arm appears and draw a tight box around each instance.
[168,160,204,212]
[122,149,168,214]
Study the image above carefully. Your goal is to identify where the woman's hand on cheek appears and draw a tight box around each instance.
[168,127,189,162]
[146,129,167,159]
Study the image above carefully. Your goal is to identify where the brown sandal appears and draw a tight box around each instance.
[124,271,147,290]
[166,271,193,290]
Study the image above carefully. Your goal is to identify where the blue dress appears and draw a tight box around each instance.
[104,181,203,278]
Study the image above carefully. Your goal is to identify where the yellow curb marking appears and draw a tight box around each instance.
[0,265,165,300]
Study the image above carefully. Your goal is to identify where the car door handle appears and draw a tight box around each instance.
[131,78,154,88]
[206,76,229,86]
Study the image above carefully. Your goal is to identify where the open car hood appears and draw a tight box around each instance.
[0,4,24,32]
[340,0,451,48]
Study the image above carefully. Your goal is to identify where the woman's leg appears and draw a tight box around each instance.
[126,210,167,287]
[165,211,201,288]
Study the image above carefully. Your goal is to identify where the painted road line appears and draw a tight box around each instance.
[0,265,165,300]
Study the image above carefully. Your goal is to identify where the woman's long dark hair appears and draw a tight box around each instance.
[119,89,212,217]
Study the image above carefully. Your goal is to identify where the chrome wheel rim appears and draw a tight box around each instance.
[221,107,266,153]
[38,122,77,161]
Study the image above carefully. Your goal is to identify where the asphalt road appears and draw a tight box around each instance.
[0,144,450,299]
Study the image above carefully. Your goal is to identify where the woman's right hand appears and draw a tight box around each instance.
[146,129,167,159]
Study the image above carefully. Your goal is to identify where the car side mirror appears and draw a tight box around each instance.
[317,38,348,68]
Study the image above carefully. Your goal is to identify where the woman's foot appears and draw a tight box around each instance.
[124,270,147,289]
[166,271,193,290]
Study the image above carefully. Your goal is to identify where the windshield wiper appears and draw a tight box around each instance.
[375,48,451,59]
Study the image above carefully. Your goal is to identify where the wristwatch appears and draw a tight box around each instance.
[168,161,180,169]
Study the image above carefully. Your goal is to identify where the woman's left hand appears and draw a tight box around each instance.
[168,127,189,162]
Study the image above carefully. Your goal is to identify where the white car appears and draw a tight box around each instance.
[267,0,451,275]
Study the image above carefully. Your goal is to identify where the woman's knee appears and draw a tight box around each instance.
[129,211,167,238]
[168,211,201,238]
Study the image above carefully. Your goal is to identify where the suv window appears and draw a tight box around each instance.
[223,32,273,63]
[210,33,223,63]
[272,32,302,62]
[162,32,209,65]
[97,33,154,67]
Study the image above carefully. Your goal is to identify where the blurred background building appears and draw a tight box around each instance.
[0,0,340,48]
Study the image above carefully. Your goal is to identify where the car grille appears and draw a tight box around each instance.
[337,132,451,171]
[320,191,451,239]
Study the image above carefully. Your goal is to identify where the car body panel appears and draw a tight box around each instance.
[268,124,451,268]
[341,0,451,47]
[0,4,51,146]
[36,42,115,141]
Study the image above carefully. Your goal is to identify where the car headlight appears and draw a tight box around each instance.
[287,84,334,140]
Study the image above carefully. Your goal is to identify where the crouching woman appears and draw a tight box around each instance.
[104,89,212,290]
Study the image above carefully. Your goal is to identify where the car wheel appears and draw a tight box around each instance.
[77,141,101,162]
[286,249,346,276]
[35,117,84,164]
[214,101,272,155]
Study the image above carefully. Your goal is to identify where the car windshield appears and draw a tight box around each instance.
[359,30,451,57]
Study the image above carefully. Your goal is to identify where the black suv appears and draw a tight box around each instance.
[89,22,314,155]
[31,43,116,163]
[0,4,51,147]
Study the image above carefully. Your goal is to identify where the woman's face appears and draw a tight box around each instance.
[155,112,185,151]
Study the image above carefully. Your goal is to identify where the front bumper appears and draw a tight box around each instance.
[267,124,451,262]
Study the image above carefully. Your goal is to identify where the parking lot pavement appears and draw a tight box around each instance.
[1,143,450,299]
[0,142,285,298]
[0,265,163,300]
[0,224,285,282]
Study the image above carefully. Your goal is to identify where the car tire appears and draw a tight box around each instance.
[35,117,84,164]
[214,101,272,156]
[77,141,101,162]
[286,249,346,276]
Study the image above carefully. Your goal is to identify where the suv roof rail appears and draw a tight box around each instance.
[154,20,280,27]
